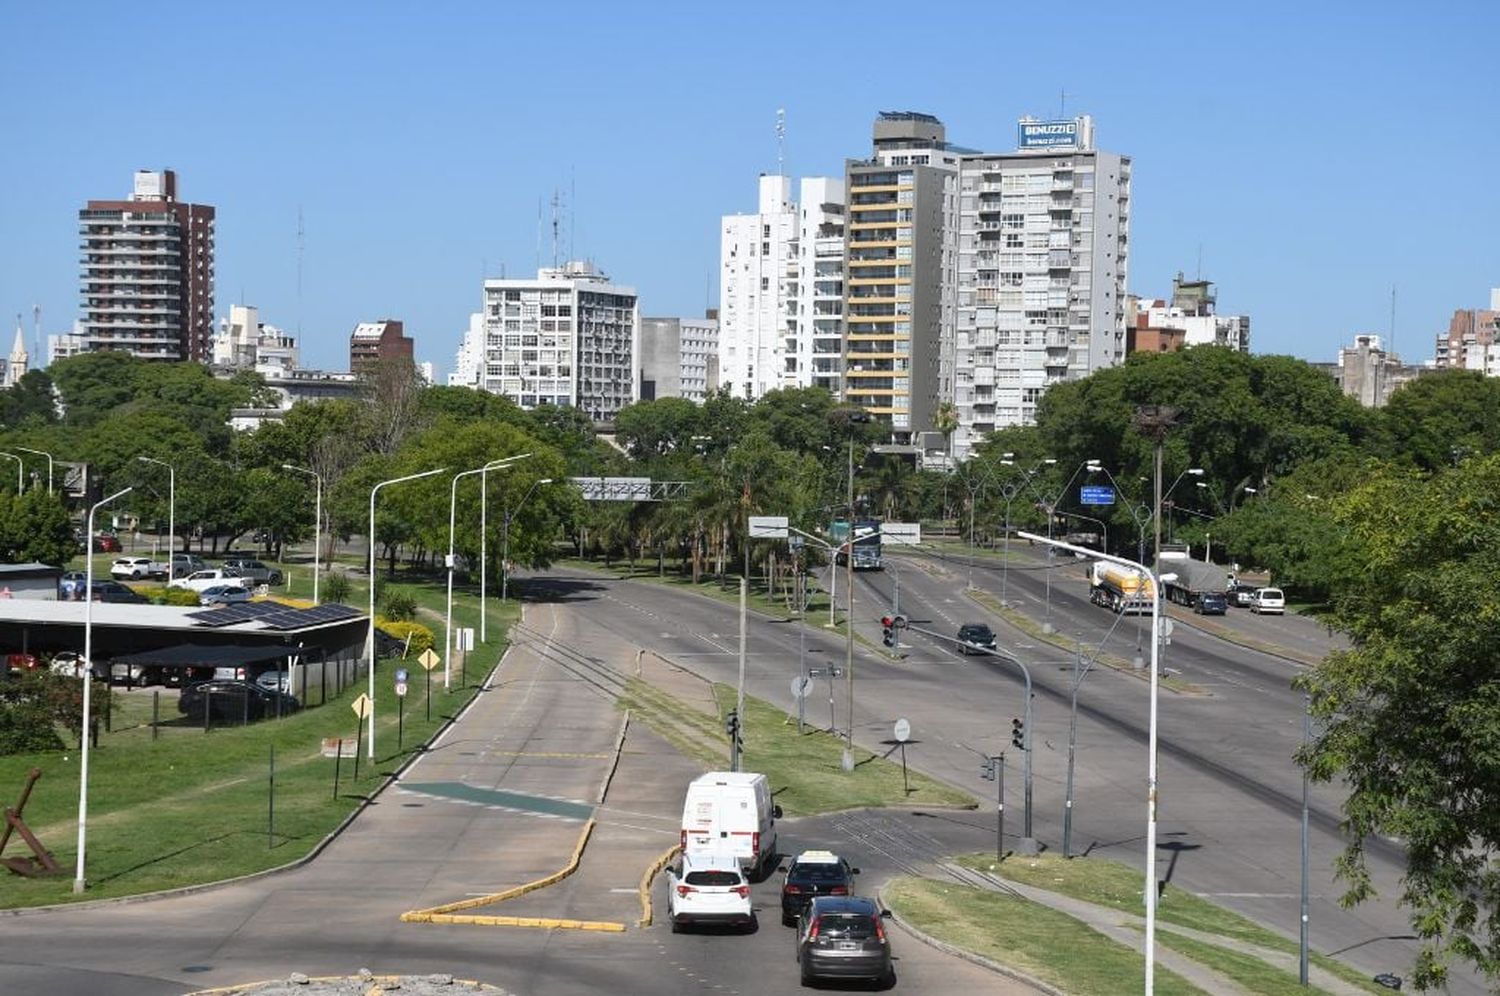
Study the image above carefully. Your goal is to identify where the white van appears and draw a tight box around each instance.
[680,771,782,879]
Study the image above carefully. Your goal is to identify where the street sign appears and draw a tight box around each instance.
[395,682,408,698]
[351,693,372,720]
[882,522,922,546]
[1080,485,1116,506]
[1160,618,1175,637]
[417,648,440,672]
[395,667,409,684]
[893,718,911,743]
[749,515,789,539]
[790,675,813,699]
[459,628,475,652]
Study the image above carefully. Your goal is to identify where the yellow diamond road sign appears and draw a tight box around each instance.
[418,648,441,672]
[351,693,372,719]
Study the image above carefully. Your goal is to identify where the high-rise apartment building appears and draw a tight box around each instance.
[951,116,1130,455]
[213,304,299,377]
[1433,295,1499,372]
[78,169,215,362]
[1126,273,1250,355]
[794,178,845,395]
[349,319,414,372]
[720,176,797,400]
[478,262,638,423]
[450,313,484,388]
[640,314,719,402]
[843,112,963,442]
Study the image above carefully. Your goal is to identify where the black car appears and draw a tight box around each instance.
[957,622,996,655]
[795,895,893,987]
[1194,592,1228,615]
[178,680,300,722]
[83,580,148,604]
[780,850,859,926]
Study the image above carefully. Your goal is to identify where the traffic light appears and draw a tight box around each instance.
[881,616,895,647]
[979,756,995,781]
[1011,717,1025,750]
[725,710,739,739]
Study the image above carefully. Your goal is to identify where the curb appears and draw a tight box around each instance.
[636,843,682,928]
[877,883,1065,996]
[1,633,518,919]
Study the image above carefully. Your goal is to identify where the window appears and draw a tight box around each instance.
[761,277,769,290]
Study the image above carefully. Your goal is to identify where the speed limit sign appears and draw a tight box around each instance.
[395,682,408,697]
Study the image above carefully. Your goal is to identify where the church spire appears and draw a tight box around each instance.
[8,318,29,387]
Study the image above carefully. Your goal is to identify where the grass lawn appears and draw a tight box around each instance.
[884,875,1205,995]
[616,672,974,816]
[0,568,512,910]
[957,852,1387,994]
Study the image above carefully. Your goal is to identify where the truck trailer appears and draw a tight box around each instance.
[1157,545,1229,608]
[1089,562,1154,614]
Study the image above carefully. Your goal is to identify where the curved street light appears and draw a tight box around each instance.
[137,456,175,582]
[14,446,53,494]
[74,485,131,894]
[444,455,530,689]
[480,454,532,643]
[502,478,554,603]
[368,466,448,757]
[0,451,22,492]
[281,465,322,604]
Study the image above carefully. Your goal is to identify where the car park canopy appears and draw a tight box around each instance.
[109,644,292,668]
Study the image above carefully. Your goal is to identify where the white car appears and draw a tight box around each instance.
[49,652,91,678]
[668,850,754,933]
[198,584,253,606]
[110,557,162,580]
[1250,587,1286,614]
[169,568,251,594]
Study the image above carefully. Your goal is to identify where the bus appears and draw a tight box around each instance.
[831,518,883,570]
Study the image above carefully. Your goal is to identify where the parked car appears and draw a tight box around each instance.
[110,557,167,581]
[177,680,300,722]
[1193,592,1228,615]
[80,580,148,604]
[171,553,208,575]
[780,850,859,926]
[1250,587,1286,615]
[59,570,89,600]
[91,533,122,553]
[5,653,40,677]
[169,568,250,594]
[1232,583,1259,608]
[795,895,894,987]
[49,652,90,678]
[198,584,252,606]
[222,559,283,585]
[667,850,754,933]
[957,622,997,655]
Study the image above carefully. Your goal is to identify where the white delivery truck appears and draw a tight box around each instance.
[680,771,782,880]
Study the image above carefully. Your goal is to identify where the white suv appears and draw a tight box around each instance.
[110,557,158,580]
[668,851,754,933]
[1251,587,1286,614]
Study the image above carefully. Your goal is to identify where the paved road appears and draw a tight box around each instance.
[564,557,1483,995]
[0,591,1029,996]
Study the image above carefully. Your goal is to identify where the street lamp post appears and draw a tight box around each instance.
[479,454,532,643]
[1021,529,1174,995]
[836,408,872,771]
[281,465,322,604]
[74,486,131,894]
[443,456,527,690]
[14,446,53,494]
[1043,460,1099,633]
[0,451,22,492]
[368,467,448,757]
[1157,467,1204,562]
[137,456,175,583]
[502,478,553,602]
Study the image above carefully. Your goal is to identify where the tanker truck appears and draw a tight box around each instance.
[1156,545,1229,609]
[1089,562,1154,615]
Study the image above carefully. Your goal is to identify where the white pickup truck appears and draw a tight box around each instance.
[169,568,251,594]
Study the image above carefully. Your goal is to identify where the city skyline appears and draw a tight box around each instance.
[2,2,1497,380]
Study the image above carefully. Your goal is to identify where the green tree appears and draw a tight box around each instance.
[614,397,704,458]
[0,370,59,429]
[0,489,77,565]
[1299,454,1500,989]
[1375,369,1500,472]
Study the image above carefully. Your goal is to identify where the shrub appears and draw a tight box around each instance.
[378,586,417,621]
[0,700,64,754]
[151,587,203,607]
[322,572,351,604]
[376,619,434,658]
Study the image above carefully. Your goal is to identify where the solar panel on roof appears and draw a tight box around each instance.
[188,601,366,631]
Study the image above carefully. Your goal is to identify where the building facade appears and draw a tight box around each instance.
[1333,334,1424,406]
[6,320,28,387]
[844,112,963,443]
[1126,273,1251,355]
[449,313,484,388]
[951,116,1130,456]
[639,314,719,402]
[349,319,414,372]
[479,262,639,423]
[212,305,299,378]
[77,169,216,361]
[1433,294,1499,372]
[719,175,797,400]
[794,178,845,395]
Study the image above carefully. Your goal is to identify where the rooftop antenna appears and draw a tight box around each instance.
[535,197,543,273]
[776,108,786,176]
[296,206,304,337]
[1196,243,1203,281]
[1389,284,1397,359]
[1059,88,1069,118]
[570,166,576,266]
[550,188,561,269]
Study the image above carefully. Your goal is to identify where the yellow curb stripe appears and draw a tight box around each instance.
[413,913,626,931]
[401,818,619,928]
[637,843,682,927]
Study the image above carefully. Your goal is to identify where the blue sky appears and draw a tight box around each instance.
[3,1,1497,379]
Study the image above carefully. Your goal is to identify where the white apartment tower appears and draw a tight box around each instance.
[795,178,846,395]
[951,116,1130,456]
[720,175,797,399]
[478,262,638,423]
[449,313,483,388]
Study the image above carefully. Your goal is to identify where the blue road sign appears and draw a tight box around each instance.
[1080,485,1116,506]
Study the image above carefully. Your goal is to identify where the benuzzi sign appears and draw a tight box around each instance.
[1018,119,1079,149]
